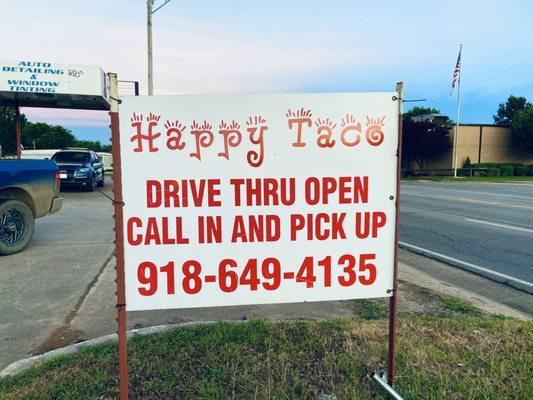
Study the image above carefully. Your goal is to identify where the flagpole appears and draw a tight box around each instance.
[453,44,462,178]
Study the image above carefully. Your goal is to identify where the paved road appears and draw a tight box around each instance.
[400,181,533,288]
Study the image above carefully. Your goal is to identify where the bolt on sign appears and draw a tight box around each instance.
[118,93,399,311]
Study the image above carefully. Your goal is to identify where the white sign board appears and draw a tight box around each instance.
[0,60,109,110]
[119,93,399,311]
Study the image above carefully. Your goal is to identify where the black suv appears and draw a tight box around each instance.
[52,149,105,191]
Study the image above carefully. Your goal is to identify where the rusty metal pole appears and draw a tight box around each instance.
[147,0,153,95]
[387,82,404,387]
[108,72,129,400]
[15,105,21,159]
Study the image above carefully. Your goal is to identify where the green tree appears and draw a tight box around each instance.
[493,95,532,126]
[402,120,452,169]
[0,106,28,155]
[22,122,76,149]
[511,106,533,153]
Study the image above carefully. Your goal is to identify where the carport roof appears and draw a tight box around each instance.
[0,91,110,110]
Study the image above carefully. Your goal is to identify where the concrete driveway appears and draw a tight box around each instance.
[0,182,355,370]
[0,184,115,370]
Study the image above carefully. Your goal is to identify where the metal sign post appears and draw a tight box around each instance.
[15,105,21,159]
[387,82,404,387]
[108,72,129,400]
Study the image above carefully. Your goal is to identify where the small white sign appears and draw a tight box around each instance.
[0,60,109,109]
[119,93,399,311]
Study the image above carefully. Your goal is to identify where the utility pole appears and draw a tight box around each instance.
[147,0,153,95]
[147,0,173,96]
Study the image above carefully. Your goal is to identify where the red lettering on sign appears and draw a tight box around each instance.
[189,120,214,161]
[146,179,221,208]
[198,216,222,243]
[246,115,268,168]
[230,178,296,206]
[137,261,158,295]
[365,116,385,146]
[146,180,161,207]
[340,114,362,147]
[286,108,312,147]
[354,211,387,238]
[315,118,336,148]
[165,120,186,151]
[218,120,242,160]
[230,215,281,243]
[130,113,161,152]
[304,176,369,205]
[163,180,179,207]
[127,216,190,245]
[290,213,347,241]
[127,217,143,245]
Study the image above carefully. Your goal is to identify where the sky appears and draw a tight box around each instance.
[1,0,532,143]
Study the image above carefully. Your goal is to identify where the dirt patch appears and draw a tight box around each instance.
[345,280,484,319]
[32,325,86,355]
[32,252,114,355]
[373,281,447,315]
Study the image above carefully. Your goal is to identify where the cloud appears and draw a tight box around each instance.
[22,108,109,127]
[3,0,532,127]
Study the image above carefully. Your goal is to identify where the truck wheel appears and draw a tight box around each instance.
[0,200,35,256]
[87,176,96,192]
[97,174,105,188]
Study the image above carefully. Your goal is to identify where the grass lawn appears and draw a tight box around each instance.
[402,176,533,182]
[0,314,531,399]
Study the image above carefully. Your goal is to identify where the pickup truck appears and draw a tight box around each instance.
[0,159,63,255]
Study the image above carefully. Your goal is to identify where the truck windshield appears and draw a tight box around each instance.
[52,152,90,163]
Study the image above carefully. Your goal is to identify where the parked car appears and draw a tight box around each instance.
[0,159,63,255]
[51,148,105,191]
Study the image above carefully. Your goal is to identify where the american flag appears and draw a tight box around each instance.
[450,45,462,95]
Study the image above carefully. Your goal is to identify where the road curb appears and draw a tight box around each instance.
[0,321,227,378]
[399,242,533,295]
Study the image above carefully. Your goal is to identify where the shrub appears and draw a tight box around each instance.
[499,166,514,176]
[474,162,523,168]
[528,167,533,176]
[486,167,501,176]
[515,166,528,176]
